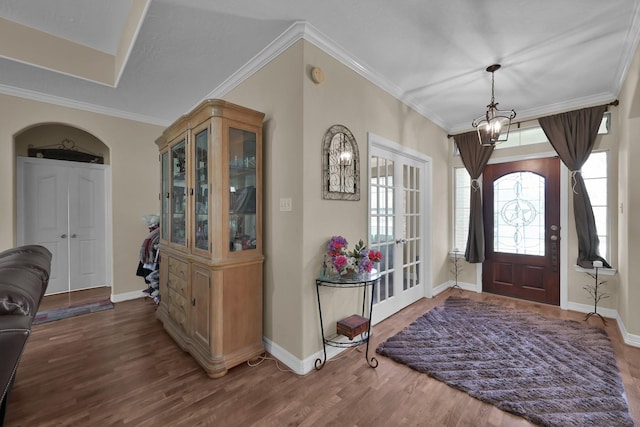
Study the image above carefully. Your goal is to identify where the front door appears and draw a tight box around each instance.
[369,137,430,323]
[482,157,560,305]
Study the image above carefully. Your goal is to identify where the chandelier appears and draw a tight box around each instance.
[471,64,516,146]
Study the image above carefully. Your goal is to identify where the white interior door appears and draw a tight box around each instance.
[20,160,70,294]
[369,134,431,324]
[68,166,107,291]
[18,157,108,295]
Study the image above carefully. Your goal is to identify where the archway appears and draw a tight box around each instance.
[15,123,112,308]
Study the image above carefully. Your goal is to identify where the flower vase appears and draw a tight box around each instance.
[342,269,360,280]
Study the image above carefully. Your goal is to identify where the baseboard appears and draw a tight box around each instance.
[616,313,640,347]
[263,335,356,376]
[433,280,480,296]
[111,289,146,303]
[567,301,640,348]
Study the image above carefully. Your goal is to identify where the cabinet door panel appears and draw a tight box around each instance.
[228,127,258,254]
[193,126,210,253]
[191,265,211,350]
[170,139,187,246]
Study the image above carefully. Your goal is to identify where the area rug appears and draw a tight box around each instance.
[33,299,114,325]
[376,296,634,427]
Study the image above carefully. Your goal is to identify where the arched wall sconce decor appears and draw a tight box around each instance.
[322,124,360,201]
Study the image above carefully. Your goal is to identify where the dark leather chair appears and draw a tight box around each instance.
[0,245,51,426]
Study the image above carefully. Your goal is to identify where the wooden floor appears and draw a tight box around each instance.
[5,289,640,427]
[37,286,112,312]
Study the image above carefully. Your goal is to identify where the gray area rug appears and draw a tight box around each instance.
[376,296,634,427]
[33,299,114,325]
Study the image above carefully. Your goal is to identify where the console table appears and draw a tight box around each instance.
[314,271,381,370]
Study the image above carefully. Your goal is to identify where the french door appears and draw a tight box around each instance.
[482,157,560,305]
[17,157,109,295]
[369,135,430,324]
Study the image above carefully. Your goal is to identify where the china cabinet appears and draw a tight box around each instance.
[155,99,264,378]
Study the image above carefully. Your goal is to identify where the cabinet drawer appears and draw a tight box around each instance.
[168,273,187,295]
[168,302,187,331]
[168,257,188,280]
[169,288,187,312]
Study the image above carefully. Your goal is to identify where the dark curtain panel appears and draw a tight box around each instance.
[455,132,494,263]
[538,105,610,268]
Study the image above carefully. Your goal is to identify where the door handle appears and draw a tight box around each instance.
[70,234,77,238]
[395,238,407,245]
[61,234,67,238]
[550,235,558,241]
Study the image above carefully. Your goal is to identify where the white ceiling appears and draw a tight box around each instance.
[0,0,638,133]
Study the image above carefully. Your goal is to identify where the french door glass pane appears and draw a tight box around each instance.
[493,171,545,255]
[370,155,394,303]
[402,164,420,290]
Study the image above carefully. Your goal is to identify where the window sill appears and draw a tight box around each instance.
[574,265,617,276]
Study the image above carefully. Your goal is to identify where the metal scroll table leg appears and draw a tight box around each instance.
[364,279,378,368]
[314,281,327,370]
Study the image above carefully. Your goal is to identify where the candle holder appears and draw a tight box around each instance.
[450,249,463,293]
[584,260,609,326]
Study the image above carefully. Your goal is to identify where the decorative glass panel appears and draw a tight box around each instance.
[194,129,209,251]
[229,127,257,252]
[494,171,545,255]
[161,152,168,241]
[171,140,186,245]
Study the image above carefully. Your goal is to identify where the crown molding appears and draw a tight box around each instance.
[0,83,169,126]
[200,21,309,105]
[612,0,640,96]
[0,19,625,132]
[199,20,449,131]
[447,91,618,135]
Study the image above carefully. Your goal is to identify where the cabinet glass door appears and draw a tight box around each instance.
[171,139,187,245]
[194,128,209,251]
[161,151,169,241]
[229,127,257,252]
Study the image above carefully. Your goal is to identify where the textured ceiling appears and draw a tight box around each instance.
[0,0,638,133]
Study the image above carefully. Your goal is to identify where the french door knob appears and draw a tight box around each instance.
[395,238,407,244]
[70,234,77,238]
[60,234,67,238]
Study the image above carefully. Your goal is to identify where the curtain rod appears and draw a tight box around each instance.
[447,99,619,139]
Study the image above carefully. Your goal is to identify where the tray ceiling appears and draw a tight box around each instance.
[0,0,638,132]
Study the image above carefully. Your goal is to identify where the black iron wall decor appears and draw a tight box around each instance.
[321,124,360,201]
[28,138,104,164]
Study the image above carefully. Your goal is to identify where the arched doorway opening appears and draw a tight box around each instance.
[15,123,112,306]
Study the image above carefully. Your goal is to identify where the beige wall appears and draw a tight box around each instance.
[618,39,640,338]
[224,41,306,359]
[0,93,163,297]
[226,40,450,361]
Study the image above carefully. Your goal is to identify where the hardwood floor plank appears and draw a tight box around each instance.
[37,286,112,312]
[5,289,639,426]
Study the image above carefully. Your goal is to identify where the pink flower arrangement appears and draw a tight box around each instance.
[327,236,382,275]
